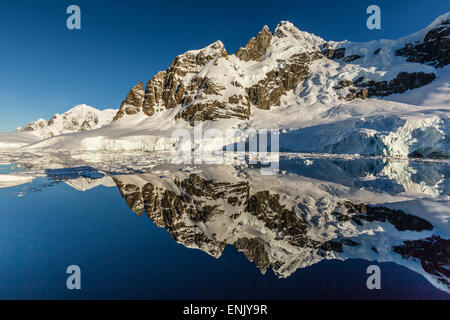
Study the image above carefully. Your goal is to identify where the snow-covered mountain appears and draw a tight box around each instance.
[0,105,117,149]
[1,13,449,158]
[16,104,117,139]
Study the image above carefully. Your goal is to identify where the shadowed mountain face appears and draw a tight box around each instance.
[110,166,448,292]
[396,19,450,68]
[394,236,450,288]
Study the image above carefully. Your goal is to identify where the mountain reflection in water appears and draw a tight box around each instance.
[0,155,449,298]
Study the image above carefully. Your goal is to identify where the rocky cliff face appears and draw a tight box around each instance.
[394,236,450,288]
[111,168,447,290]
[113,82,145,120]
[236,25,272,62]
[114,41,250,125]
[320,18,450,103]
[246,51,323,111]
[113,15,450,123]
[396,19,450,68]
[334,72,436,101]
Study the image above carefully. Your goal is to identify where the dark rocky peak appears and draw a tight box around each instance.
[236,25,273,62]
[112,176,145,215]
[396,16,450,68]
[113,82,145,121]
[321,44,362,63]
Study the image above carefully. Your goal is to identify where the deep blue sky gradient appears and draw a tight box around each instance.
[0,0,448,131]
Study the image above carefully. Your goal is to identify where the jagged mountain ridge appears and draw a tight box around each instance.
[113,14,449,123]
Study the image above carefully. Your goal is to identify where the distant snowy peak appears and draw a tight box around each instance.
[17,104,117,139]
[113,14,449,125]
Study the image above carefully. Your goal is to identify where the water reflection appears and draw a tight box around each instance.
[109,165,449,292]
[1,155,449,293]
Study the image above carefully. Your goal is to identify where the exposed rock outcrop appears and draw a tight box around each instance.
[333,201,433,232]
[175,76,250,123]
[247,52,322,110]
[142,71,166,116]
[113,177,144,215]
[335,72,436,101]
[394,236,450,288]
[234,237,270,272]
[113,82,145,120]
[236,25,272,62]
[396,19,450,68]
[321,46,362,62]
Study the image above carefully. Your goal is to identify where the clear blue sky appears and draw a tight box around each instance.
[0,0,448,131]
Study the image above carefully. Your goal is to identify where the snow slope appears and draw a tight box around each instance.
[0,131,41,149]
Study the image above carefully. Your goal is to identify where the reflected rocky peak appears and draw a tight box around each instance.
[110,166,448,292]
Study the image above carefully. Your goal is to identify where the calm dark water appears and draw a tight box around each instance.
[0,158,448,299]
